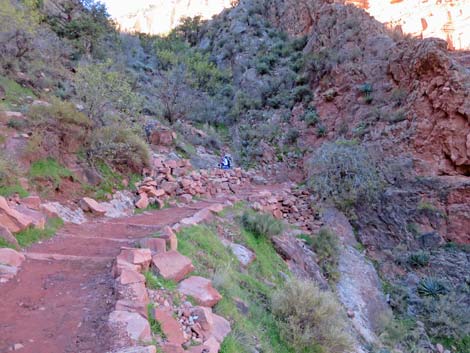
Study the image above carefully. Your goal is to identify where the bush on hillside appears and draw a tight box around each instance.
[87,126,150,174]
[272,279,353,353]
[75,60,142,125]
[0,152,27,197]
[241,211,284,240]
[307,139,383,209]
[310,228,340,282]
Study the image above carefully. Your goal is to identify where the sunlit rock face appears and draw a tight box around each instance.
[344,0,470,50]
[115,0,234,35]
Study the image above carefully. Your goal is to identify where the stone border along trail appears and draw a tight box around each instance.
[0,198,226,353]
[0,181,281,353]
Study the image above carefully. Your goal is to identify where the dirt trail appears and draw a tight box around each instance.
[0,200,216,353]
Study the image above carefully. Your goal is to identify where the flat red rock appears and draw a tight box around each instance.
[177,276,222,307]
[152,251,194,282]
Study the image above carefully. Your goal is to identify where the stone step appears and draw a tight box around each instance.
[177,276,222,307]
[153,308,186,346]
[151,251,194,282]
[25,252,112,262]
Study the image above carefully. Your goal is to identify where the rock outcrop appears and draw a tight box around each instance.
[344,0,470,50]
[114,0,235,35]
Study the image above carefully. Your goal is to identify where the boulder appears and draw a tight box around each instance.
[113,257,141,277]
[0,225,19,248]
[40,203,60,219]
[160,226,177,251]
[149,129,174,146]
[0,248,25,267]
[117,248,152,272]
[0,196,33,233]
[108,311,152,342]
[152,251,194,282]
[12,205,46,230]
[202,337,220,353]
[192,306,213,331]
[118,268,146,285]
[20,196,41,210]
[116,282,149,308]
[210,313,231,343]
[0,264,18,283]
[79,197,107,216]
[154,308,186,345]
[177,194,193,204]
[160,344,184,353]
[226,242,256,267]
[161,181,178,195]
[177,276,222,307]
[115,299,147,319]
[135,193,149,209]
[139,237,167,254]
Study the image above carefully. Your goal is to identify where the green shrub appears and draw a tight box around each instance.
[417,277,448,298]
[15,218,63,248]
[304,110,319,127]
[29,98,91,127]
[417,291,470,343]
[256,62,270,75]
[29,158,73,189]
[0,152,26,196]
[307,139,383,209]
[272,279,353,353]
[28,98,92,143]
[310,228,340,282]
[87,126,150,174]
[407,251,430,267]
[241,211,284,240]
[359,83,373,94]
[316,124,327,137]
[293,85,312,103]
[285,129,300,144]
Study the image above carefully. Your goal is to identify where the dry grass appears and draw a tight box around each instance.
[272,279,353,353]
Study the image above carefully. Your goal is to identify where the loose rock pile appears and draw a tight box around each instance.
[249,186,322,232]
[135,157,253,210]
[109,205,231,353]
[0,248,25,284]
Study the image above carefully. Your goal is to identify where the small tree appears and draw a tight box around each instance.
[307,139,383,209]
[75,60,142,126]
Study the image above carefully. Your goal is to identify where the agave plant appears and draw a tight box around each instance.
[417,277,448,298]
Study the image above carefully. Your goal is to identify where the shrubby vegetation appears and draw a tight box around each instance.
[87,126,150,173]
[240,210,284,240]
[272,279,353,353]
[307,139,383,209]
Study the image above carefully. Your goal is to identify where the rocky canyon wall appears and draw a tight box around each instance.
[115,0,235,35]
[343,0,470,50]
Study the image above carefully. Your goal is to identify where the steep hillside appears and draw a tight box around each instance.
[1,0,470,353]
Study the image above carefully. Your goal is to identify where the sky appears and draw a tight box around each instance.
[101,0,157,18]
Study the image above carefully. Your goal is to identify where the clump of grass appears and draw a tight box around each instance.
[147,303,166,338]
[272,279,353,353]
[240,211,284,240]
[0,152,28,197]
[29,158,74,189]
[144,271,177,291]
[310,228,340,282]
[15,218,64,248]
[407,251,430,267]
[417,277,448,298]
[177,220,292,352]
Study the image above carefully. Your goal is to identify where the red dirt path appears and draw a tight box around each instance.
[0,201,214,353]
